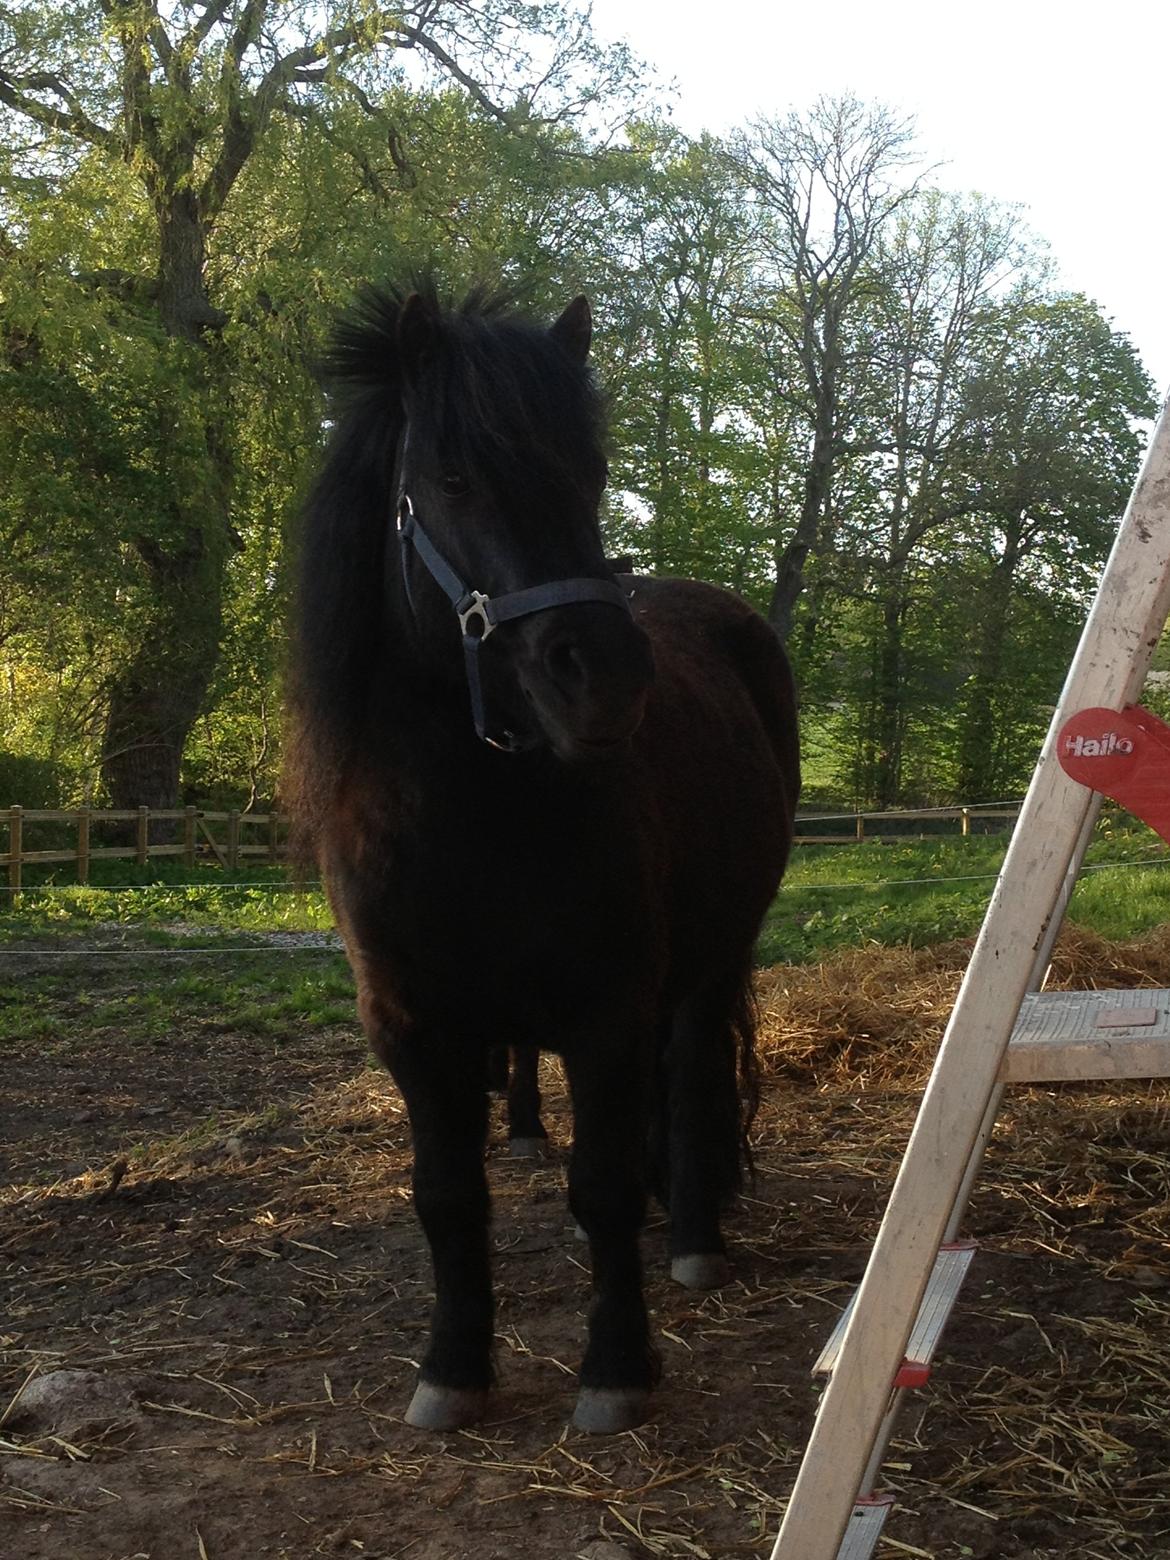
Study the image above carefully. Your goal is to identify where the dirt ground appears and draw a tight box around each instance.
[3,940,1170,1560]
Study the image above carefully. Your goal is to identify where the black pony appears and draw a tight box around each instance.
[289,282,799,1433]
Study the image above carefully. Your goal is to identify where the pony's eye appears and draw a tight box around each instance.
[441,474,469,497]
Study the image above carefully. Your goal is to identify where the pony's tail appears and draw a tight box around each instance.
[730,961,763,1184]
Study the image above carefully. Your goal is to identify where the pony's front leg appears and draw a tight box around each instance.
[381,1031,494,1430]
[564,1044,660,1433]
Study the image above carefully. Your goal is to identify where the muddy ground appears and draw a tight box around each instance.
[2,941,1169,1559]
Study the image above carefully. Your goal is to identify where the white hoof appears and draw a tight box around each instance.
[404,1381,489,1430]
[671,1252,731,1289]
[572,1387,650,1433]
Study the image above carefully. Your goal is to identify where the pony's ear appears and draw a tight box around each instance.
[550,295,592,364]
[397,291,440,383]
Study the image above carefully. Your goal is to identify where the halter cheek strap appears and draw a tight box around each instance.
[395,494,632,752]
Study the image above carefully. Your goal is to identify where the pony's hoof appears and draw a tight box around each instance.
[404,1381,489,1430]
[671,1252,731,1289]
[572,1387,650,1434]
[509,1136,547,1159]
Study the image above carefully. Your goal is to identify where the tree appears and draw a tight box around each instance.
[848,192,1036,804]
[953,293,1156,798]
[602,126,761,582]
[734,95,922,640]
[0,0,639,805]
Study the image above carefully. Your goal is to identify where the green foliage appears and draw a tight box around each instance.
[0,866,332,941]
[0,6,1158,815]
[0,751,74,807]
[0,0,644,806]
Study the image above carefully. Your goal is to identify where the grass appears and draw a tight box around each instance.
[0,952,355,1049]
[0,862,332,943]
[1,817,1166,1010]
[759,818,1170,965]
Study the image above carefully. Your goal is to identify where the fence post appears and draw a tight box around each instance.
[77,807,91,884]
[136,805,149,866]
[184,806,197,869]
[961,806,971,837]
[856,813,865,842]
[227,809,240,871]
[268,810,279,864]
[8,805,22,898]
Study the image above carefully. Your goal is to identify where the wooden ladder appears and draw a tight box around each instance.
[768,388,1170,1560]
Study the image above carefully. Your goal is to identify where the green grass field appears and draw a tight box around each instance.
[759,820,1170,964]
[1,820,1166,997]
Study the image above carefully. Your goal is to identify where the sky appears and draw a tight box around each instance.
[589,0,1170,404]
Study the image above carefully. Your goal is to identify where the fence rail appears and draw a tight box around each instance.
[2,805,281,891]
[792,804,1023,844]
[0,799,1024,889]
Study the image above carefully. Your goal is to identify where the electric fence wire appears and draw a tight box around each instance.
[0,853,1166,958]
[0,880,321,895]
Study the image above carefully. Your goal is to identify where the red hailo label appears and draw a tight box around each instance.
[1057,705,1170,844]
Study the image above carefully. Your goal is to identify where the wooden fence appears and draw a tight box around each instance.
[2,806,281,891]
[0,800,1025,890]
[792,805,1022,844]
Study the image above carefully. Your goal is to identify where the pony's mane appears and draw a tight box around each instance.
[322,279,516,398]
[324,278,608,507]
[285,280,609,849]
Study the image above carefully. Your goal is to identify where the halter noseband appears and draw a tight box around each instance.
[395,492,633,753]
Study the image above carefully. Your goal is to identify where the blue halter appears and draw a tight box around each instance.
[395,492,632,753]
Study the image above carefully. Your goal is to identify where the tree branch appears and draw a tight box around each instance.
[203,7,442,219]
[182,0,235,57]
[0,70,116,149]
[395,20,511,125]
[140,0,174,72]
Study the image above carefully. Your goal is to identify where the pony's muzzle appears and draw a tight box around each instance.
[522,607,653,757]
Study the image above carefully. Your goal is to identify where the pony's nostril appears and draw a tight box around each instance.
[546,638,587,695]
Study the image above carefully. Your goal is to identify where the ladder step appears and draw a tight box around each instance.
[814,1242,976,1386]
[1001,988,1170,1083]
[834,1495,894,1560]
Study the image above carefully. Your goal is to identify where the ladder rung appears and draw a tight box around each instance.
[1001,989,1170,1083]
[814,1243,976,1384]
[834,1495,894,1560]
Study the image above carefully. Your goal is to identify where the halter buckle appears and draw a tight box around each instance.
[457,590,496,641]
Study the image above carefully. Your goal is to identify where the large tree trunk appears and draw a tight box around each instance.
[768,455,826,641]
[100,189,232,808]
[872,578,908,809]
[101,527,226,808]
[768,380,835,642]
[956,535,1020,800]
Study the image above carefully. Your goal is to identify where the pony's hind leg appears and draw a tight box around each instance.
[664,969,754,1290]
[486,1044,510,1093]
[506,1045,548,1157]
[374,1025,494,1429]
[564,1042,660,1433]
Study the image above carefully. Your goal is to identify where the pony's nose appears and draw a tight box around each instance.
[543,633,589,700]
[520,609,653,759]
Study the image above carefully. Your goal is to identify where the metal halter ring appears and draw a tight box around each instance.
[456,591,497,641]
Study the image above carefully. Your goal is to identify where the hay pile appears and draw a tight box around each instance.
[751,924,1170,1555]
[756,923,1170,1090]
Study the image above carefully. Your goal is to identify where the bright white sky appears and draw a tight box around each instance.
[589,0,1170,404]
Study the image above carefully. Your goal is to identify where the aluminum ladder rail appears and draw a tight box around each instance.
[769,388,1170,1560]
